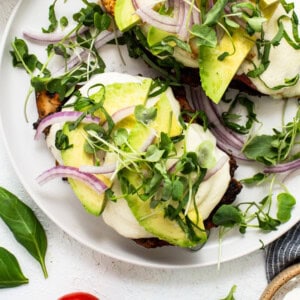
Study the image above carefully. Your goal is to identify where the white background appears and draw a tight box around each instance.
[0,1,269,299]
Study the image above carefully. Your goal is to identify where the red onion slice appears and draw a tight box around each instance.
[264,158,300,174]
[189,86,248,161]
[55,30,121,74]
[36,165,108,194]
[132,0,178,33]
[138,128,157,152]
[203,155,229,181]
[103,106,136,130]
[79,162,117,174]
[34,111,100,140]
[111,105,136,124]
[23,26,88,44]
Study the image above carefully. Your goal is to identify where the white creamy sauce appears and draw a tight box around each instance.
[239,4,300,98]
[185,123,231,220]
[46,73,231,240]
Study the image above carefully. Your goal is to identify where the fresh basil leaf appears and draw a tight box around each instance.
[0,247,29,288]
[0,187,48,278]
[277,193,296,223]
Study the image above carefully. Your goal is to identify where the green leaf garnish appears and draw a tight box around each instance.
[0,187,48,278]
[0,247,29,288]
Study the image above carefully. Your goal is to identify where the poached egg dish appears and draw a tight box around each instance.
[35,72,241,248]
[104,0,300,102]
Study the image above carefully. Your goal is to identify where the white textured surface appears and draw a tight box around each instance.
[0,1,268,299]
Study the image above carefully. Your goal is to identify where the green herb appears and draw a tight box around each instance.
[10,38,47,75]
[42,0,58,33]
[243,106,300,165]
[213,169,296,234]
[203,0,229,27]
[0,187,48,278]
[55,129,73,150]
[220,284,237,300]
[134,105,157,125]
[151,35,192,56]
[60,16,69,28]
[240,173,266,185]
[222,93,258,134]
[213,205,244,228]
[121,27,182,82]
[0,247,29,288]
[190,24,217,48]
[277,192,296,222]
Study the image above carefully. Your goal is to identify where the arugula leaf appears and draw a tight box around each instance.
[0,247,29,288]
[0,187,48,278]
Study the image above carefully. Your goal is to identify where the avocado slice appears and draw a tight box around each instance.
[90,79,153,119]
[199,29,255,103]
[149,90,182,137]
[147,26,171,47]
[60,79,152,215]
[122,169,207,248]
[61,124,111,215]
[115,0,141,31]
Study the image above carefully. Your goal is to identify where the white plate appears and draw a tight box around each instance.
[0,0,299,268]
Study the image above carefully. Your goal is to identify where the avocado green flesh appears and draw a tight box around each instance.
[150,91,182,137]
[59,79,152,215]
[61,124,108,215]
[90,79,152,118]
[115,0,140,31]
[147,26,171,47]
[199,29,255,104]
[123,170,207,247]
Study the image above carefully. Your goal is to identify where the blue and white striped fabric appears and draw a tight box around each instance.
[266,222,300,282]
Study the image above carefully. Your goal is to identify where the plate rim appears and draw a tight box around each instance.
[0,0,299,269]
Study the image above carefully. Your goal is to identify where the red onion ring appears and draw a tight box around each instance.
[203,155,230,181]
[34,111,100,140]
[138,128,157,152]
[132,0,178,33]
[79,162,117,174]
[102,106,136,130]
[36,165,108,194]
[23,26,88,45]
[264,158,300,174]
[55,30,121,74]
[190,86,247,159]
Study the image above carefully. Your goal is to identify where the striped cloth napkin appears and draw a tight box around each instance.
[265,221,300,282]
